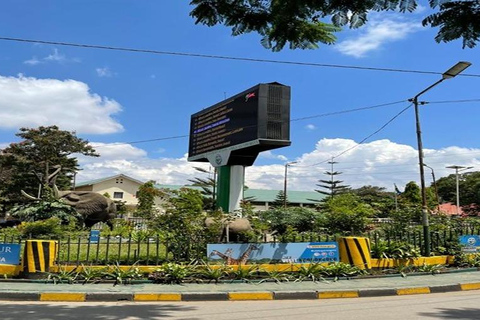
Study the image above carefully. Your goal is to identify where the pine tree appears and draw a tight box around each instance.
[315,160,350,199]
[272,190,288,208]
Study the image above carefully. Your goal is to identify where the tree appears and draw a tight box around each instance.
[314,161,349,199]
[320,193,374,235]
[351,185,395,217]
[187,166,216,210]
[190,0,480,50]
[136,180,163,218]
[402,181,422,205]
[0,126,98,206]
[436,171,480,215]
[271,190,288,208]
[151,188,209,261]
[258,207,321,234]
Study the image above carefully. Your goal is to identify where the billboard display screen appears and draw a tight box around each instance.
[189,88,259,158]
[188,83,291,164]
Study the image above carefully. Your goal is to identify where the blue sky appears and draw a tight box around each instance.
[0,1,479,191]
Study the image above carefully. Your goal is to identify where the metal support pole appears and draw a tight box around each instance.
[413,97,431,256]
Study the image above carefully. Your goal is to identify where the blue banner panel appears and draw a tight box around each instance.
[207,242,339,265]
[0,243,21,265]
[89,230,100,243]
[459,235,480,253]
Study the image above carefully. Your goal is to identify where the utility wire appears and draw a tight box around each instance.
[91,99,407,149]
[304,103,413,167]
[291,100,406,122]
[2,36,480,77]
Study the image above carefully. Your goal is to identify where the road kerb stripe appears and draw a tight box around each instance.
[396,287,430,295]
[460,283,480,291]
[229,292,273,300]
[134,293,181,301]
[318,291,359,299]
[40,293,86,301]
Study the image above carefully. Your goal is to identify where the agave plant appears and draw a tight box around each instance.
[47,265,79,284]
[149,262,193,284]
[319,262,366,281]
[102,261,142,285]
[194,261,229,283]
[228,264,259,282]
[295,263,324,282]
[78,264,107,284]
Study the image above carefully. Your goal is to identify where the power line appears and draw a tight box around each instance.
[304,103,413,167]
[2,36,480,77]
[89,97,479,150]
[91,99,407,149]
[291,100,406,122]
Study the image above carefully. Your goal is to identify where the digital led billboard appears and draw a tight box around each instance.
[188,82,291,166]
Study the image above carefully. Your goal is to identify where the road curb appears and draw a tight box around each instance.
[0,282,480,301]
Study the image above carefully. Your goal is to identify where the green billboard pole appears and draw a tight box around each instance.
[216,165,244,213]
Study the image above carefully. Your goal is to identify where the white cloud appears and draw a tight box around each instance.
[72,139,480,193]
[96,67,114,78]
[45,49,67,63]
[336,17,423,58]
[258,150,288,161]
[0,74,124,134]
[24,57,42,65]
[24,48,79,65]
[305,124,316,131]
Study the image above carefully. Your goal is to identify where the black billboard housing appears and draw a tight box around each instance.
[188,82,291,166]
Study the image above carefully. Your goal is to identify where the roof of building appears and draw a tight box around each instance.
[76,174,145,188]
[156,184,324,204]
[436,203,464,216]
[76,175,324,204]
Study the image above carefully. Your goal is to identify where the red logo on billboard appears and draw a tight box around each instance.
[245,92,255,102]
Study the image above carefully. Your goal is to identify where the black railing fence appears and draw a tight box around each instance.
[1,226,480,265]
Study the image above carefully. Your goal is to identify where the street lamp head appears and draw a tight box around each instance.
[442,61,472,79]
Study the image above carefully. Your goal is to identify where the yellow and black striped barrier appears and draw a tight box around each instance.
[22,240,58,277]
[338,237,371,270]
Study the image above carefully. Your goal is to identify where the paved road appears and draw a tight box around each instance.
[0,291,479,320]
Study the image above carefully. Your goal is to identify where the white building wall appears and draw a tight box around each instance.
[91,177,141,206]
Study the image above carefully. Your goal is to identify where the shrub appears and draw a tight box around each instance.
[321,194,374,235]
[19,217,64,239]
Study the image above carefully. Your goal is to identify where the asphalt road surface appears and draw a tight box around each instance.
[0,291,479,320]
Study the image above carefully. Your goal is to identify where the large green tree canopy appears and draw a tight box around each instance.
[0,126,98,205]
[190,0,480,51]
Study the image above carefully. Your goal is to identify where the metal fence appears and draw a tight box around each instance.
[1,226,479,266]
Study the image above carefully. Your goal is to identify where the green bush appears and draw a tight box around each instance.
[19,217,64,239]
[257,207,321,235]
[321,194,374,235]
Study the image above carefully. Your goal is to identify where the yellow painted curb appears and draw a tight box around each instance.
[0,265,21,277]
[460,283,480,291]
[229,292,273,300]
[318,291,359,299]
[371,256,450,269]
[396,287,430,295]
[134,293,182,301]
[40,293,86,301]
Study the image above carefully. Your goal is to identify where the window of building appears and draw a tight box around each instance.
[113,192,124,199]
[115,178,124,184]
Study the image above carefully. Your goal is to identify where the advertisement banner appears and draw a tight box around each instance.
[207,242,339,265]
[459,235,480,253]
[0,243,21,265]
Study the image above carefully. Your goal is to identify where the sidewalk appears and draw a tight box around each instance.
[0,269,480,301]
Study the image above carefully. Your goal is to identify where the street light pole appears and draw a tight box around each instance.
[446,165,473,215]
[408,61,471,256]
[283,161,297,208]
[423,164,440,211]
